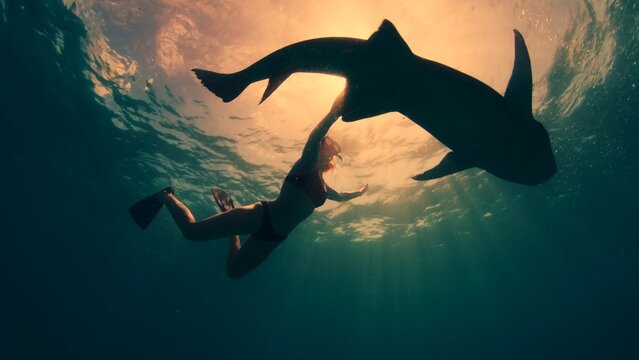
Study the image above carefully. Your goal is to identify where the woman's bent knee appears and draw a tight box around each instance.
[181,223,202,241]
[226,261,250,279]
[226,266,246,279]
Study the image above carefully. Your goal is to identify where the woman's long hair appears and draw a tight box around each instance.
[320,136,342,173]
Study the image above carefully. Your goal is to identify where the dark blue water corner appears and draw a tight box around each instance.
[1,1,638,359]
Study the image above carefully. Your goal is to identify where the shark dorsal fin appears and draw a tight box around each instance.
[367,19,413,55]
[504,30,534,122]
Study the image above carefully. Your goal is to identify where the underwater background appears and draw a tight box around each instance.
[1,0,637,358]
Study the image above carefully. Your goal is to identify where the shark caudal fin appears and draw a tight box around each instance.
[504,30,534,122]
[192,68,248,103]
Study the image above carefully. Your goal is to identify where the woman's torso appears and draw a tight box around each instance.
[267,168,327,236]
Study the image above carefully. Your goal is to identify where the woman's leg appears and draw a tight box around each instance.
[226,236,280,279]
[228,235,241,261]
[160,192,263,241]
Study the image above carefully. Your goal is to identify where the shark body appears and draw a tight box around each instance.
[194,20,557,185]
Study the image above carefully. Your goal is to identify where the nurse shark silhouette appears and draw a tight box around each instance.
[193,20,557,185]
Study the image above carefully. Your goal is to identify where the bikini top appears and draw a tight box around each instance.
[284,170,327,208]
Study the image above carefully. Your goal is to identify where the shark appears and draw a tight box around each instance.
[193,19,557,185]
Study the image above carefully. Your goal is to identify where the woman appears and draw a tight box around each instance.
[131,92,367,278]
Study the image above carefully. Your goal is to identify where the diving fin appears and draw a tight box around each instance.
[212,188,235,212]
[412,152,473,181]
[128,186,173,230]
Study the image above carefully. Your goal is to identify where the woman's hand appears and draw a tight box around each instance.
[357,184,369,196]
[326,183,368,202]
[296,88,348,173]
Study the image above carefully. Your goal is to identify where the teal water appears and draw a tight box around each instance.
[1,1,638,359]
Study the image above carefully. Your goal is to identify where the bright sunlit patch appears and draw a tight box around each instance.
[334,217,392,242]
[87,71,110,97]
[178,0,579,201]
[156,13,201,76]
[68,0,618,244]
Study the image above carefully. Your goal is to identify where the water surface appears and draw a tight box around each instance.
[1,0,637,359]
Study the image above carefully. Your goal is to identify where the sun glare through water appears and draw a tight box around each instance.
[72,0,615,241]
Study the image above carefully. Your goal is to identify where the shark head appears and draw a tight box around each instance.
[486,120,556,185]
[512,120,557,185]
[530,121,557,184]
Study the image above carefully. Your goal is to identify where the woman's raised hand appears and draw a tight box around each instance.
[358,184,369,196]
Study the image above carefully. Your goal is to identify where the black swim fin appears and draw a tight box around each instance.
[212,188,235,212]
[129,187,173,230]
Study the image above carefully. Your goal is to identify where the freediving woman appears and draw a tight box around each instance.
[129,91,368,278]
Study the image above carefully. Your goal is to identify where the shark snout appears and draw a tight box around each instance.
[522,123,557,185]
[530,153,557,185]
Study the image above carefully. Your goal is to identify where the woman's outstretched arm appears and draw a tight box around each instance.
[293,90,346,173]
[326,183,368,202]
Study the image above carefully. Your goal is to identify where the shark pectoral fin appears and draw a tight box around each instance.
[259,74,291,104]
[412,152,474,181]
[504,30,534,122]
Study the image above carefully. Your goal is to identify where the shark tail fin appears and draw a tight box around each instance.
[259,74,291,104]
[192,68,248,103]
[504,30,534,122]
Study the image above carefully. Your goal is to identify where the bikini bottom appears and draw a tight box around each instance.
[253,201,288,242]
